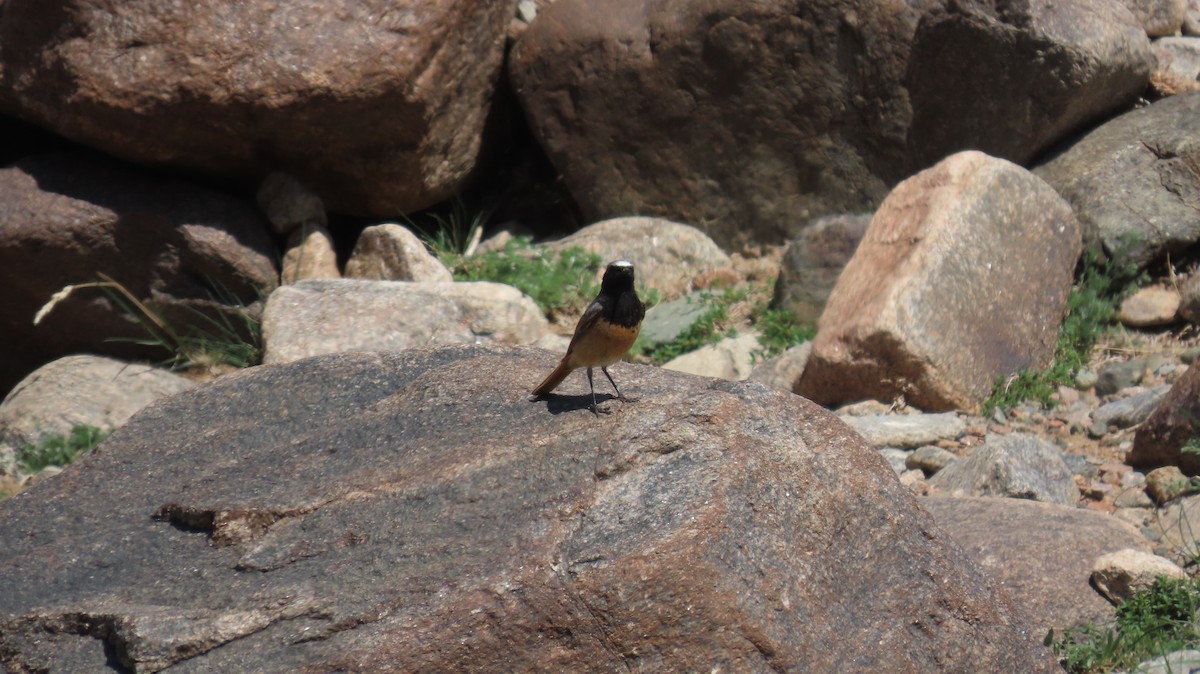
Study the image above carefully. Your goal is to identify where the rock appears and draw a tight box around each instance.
[1129,365,1200,472]
[906,0,1152,172]
[1146,466,1193,504]
[510,0,1148,248]
[796,151,1081,412]
[1118,286,1182,327]
[922,496,1153,632]
[255,173,327,236]
[638,293,713,347]
[0,355,194,477]
[344,224,453,283]
[906,446,959,474]
[1035,93,1200,269]
[0,152,278,395]
[261,280,549,364]
[840,412,966,450]
[928,434,1079,505]
[1189,0,1200,34]
[1151,37,1200,95]
[1092,548,1187,604]
[0,0,517,217]
[1075,368,1100,389]
[880,448,911,474]
[543,217,733,302]
[1124,0,1188,35]
[1181,274,1200,324]
[747,342,812,392]
[0,346,1058,672]
[661,333,761,381]
[1096,359,1149,396]
[1092,385,1172,430]
[1125,650,1200,674]
[771,214,871,326]
[281,223,340,285]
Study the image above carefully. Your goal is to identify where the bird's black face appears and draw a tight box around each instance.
[601,260,636,293]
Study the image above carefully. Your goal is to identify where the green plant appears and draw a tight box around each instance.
[17,425,111,473]
[635,287,748,365]
[753,308,815,360]
[984,248,1144,413]
[452,237,604,319]
[35,273,264,372]
[412,197,489,269]
[1050,576,1200,673]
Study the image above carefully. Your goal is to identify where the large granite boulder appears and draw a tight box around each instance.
[0,346,1056,672]
[0,0,517,216]
[797,151,1081,412]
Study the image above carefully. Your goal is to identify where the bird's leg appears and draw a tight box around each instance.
[601,367,624,401]
[587,367,598,415]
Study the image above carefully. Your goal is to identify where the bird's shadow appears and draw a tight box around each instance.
[536,392,616,415]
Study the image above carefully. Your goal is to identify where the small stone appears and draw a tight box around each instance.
[898,469,926,494]
[905,446,959,474]
[1095,359,1147,396]
[281,222,340,284]
[990,407,1007,425]
[1180,274,1200,324]
[1113,488,1153,509]
[1091,548,1186,605]
[1118,286,1181,327]
[926,433,1079,505]
[1074,369,1098,390]
[839,412,966,449]
[639,293,713,346]
[1145,466,1194,505]
[344,224,453,283]
[1181,347,1200,364]
[1127,650,1200,674]
[1056,385,1080,406]
[1091,385,1171,431]
[662,333,762,381]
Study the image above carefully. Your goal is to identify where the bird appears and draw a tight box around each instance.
[532,259,645,414]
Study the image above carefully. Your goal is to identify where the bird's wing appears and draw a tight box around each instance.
[565,299,604,354]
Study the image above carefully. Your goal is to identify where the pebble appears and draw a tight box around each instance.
[905,445,958,474]
[878,448,910,474]
[1095,359,1147,396]
[1074,368,1098,389]
[1117,286,1181,327]
[1145,466,1192,505]
[1090,385,1171,430]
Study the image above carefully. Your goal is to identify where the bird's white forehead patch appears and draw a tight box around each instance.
[610,259,633,267]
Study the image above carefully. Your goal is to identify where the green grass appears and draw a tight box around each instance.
[635,287,748,365]
[17,425,111,473]
[1050,576,1200,673]
[36,274,263,373]
[753,308,815,360]
[450,236,603,319]
[983,248,1144,413]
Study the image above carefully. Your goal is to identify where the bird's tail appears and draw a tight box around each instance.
[532,359,573,397]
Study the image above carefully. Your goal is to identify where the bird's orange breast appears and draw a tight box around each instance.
[566,318,641,369]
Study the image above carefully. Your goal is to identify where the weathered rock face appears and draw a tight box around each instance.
[0,0,517,217]
[261,280,549,364]
[927,434,1079,505]
[509,0,1148,247]
[772,213,871,327]
[796,151,1082,412]
[0,346,1057,672]
[1035,92,1200,269]
[0,152,278,395]
[922,496,1153,633]
[1128,364,1200,473]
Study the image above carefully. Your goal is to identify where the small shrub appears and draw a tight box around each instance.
[1051,576,1200,673]
[636,287,747,365]
[17,425,111,473]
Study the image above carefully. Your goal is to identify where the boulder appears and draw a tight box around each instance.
[1091,549,1187,605]
[1150,37,1200,95]
[0,346,1057,672]
[543,217,733,302]
[1035,93,1200,270]
[261,280,549,364]
[661,332,761,381]
[344,224,454,282]
[0,355,193,477]
[0,152,277,396]
[927,434,1080,505]
[922,496,1154,633]
[1118,286,1182,327]
[796,151,1081,412]
[1128,365,1200,473]
[771,213,871,327]
[511,0,1148,246]
[0,0,517,216]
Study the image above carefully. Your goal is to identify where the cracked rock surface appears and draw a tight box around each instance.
[0,345,1056,672]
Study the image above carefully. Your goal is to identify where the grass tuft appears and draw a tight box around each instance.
[753,308,815,360]
[17,425,111,473]
[450,237,603,320]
